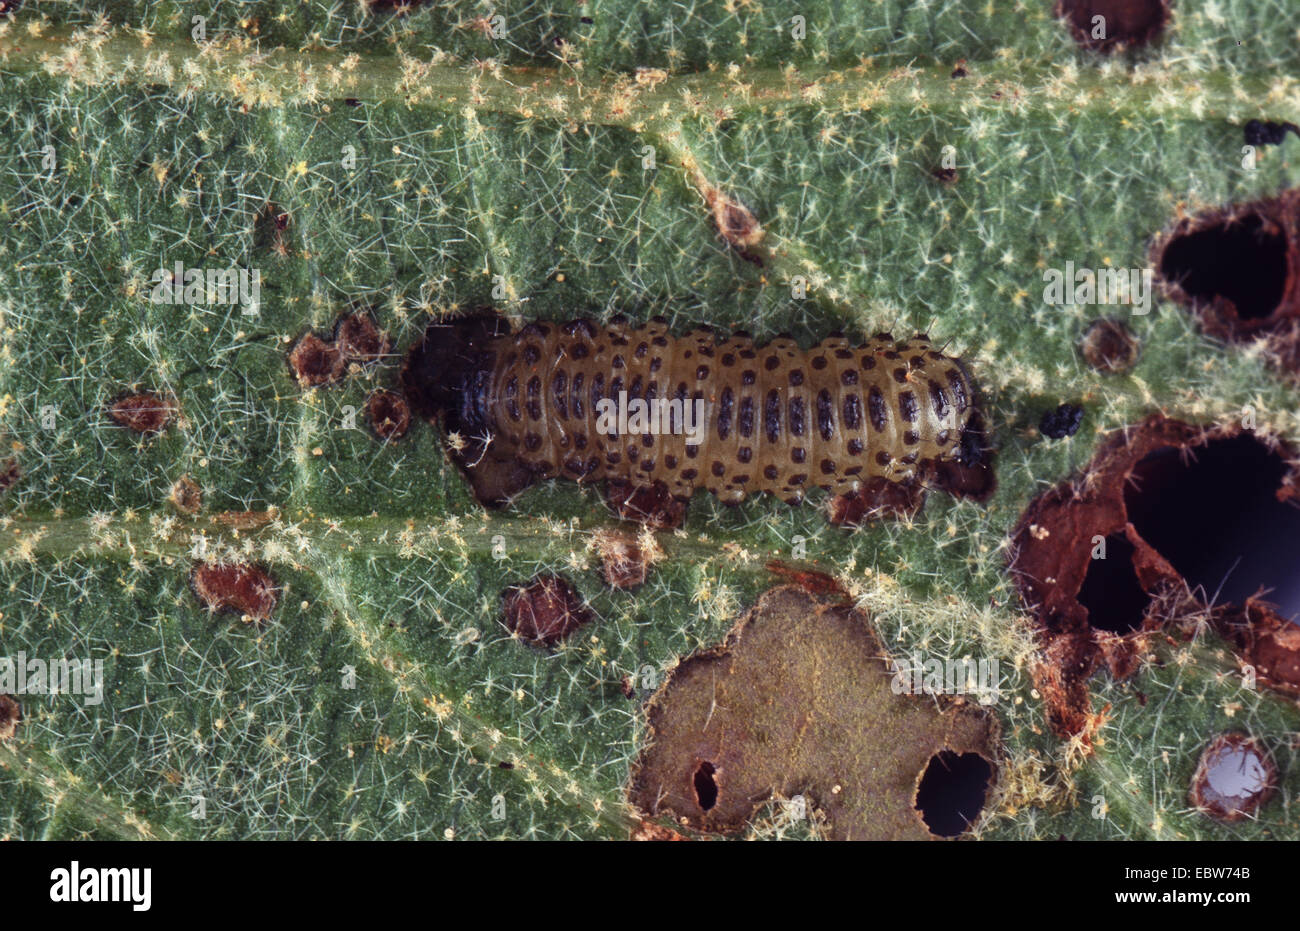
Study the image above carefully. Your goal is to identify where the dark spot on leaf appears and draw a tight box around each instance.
[593,529,650,590]
[108,391,176,435]
[190,562,280,624]
[603,479,687,529]
[168,474,202,515]
[1079,317,1140,373]
[366,389,411,440]
[500,575,595,647]
[1243,119,1299,147]
[1055,0,1169,52]
[1040,403,1084,439]
[288,333,345,387]
[0,694,20,741]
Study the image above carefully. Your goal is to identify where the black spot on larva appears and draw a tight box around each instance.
[636,342,649,359]
[892,367,908,385]
[948,371,968,413]
[843,394,861,430]
[790,473,806,485]
[861,356,876,370]
[821,458,836,475]
[738,397,755,438]
[571,373,585,418]
[738,447,753,464]
[817,390,834,440]
[526,433,542,451]
[812,356,828,370]
[898,392,919,423]
[789,370,804,386]
[722,353,736,366]
[791,447,807,464]
[789,397,806,436]
[552,372,568,418]
[929,381,949,418]
[847,438,863,455]
[765,391,782,442]
[718,388,734,439]
[571,343,589,359]
[697,365,710,380]
[904,431,919,445]
[741,370,756,386]
[868,387,888,432]
[712,461,726,477]
[835,349,853,360]
[524,345,540,365]
[765,355,780,371]
[841,370,858,386]
[764,465,779,480]
[876,451,891,466]
[612,354,625,369]
[521,381,544,424]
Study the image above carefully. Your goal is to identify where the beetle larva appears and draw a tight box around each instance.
[403,314,976,508]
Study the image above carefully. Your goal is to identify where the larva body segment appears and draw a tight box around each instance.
[403,316,975,507]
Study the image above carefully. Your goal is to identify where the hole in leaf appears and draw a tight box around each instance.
[1159,214,1289,322]
[1124,434,1300,621]
[915,750,992,837]
[693,762,719,811]
[1191,733,1277,821]
[1077,532,1149,633]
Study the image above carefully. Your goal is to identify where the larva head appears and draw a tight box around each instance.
[402,312,538,506]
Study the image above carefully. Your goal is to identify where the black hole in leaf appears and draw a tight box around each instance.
[915,751,992,837]
[1124,434,1300,622]
[1077,532,1149,633]
[1159,214,1289,321]
[693,761,718,811]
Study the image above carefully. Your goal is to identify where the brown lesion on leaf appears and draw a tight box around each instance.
[603,478,687,530]
[287,333,345,387]
[107,391,178,435]
[366,388,411,440]
[1079,317,1141,374]
[0,457,20,495]
[189,562,280,625]
[0,694,20,742]
[591,529,654,590]
[168,474,203,514]
[288,311,390,388]
[500,575,596,648]
[1153,190,1300,380]
[1189,733,1277,822]
[1010,415,1300,742]
[1055,0,1170,52]
[628,585,1000,839]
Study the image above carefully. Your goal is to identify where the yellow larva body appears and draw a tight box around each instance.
[482,318,972,504]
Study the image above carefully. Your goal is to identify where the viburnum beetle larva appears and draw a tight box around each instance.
[403,314,982,512]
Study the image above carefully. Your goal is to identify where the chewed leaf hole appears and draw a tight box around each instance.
[1191,734,1277,822]
[1077,532,1149,633]
[914,750,992,837]
[1159,213,1289,323]
[1124,434,1300,622]
[692,761,719,811]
